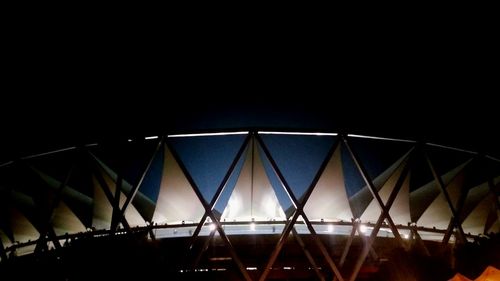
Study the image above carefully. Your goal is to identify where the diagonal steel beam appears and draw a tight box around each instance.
[347,144,413,281]
[486,169,500,234]
[184,133,251,252]
[342,135,407,249]
[442,187,469,244]
[0,239,6,261]
[256,134,343,281]
[337,220,379,281]
[88,152,131,231]
[167,136,253,281]
[118,137,165,225]
[46,227,62,250]
[356,223,379,261]
[424,149,467,244]
[412,227,430,256]
[292,228,325,281]
[488,179,500,210]
[110,175,122,232]
[339,220,357,267]
[260,210,300,281]
[440,157,475,244]
[193,228,216,268]
[303,213,344,281]
[34,152,76,254]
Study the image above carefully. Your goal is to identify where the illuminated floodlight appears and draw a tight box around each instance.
[327,224,334,233]
[359,224,368,233]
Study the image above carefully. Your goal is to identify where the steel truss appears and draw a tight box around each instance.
[0,130,499,280]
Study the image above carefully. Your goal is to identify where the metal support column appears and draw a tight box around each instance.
[186,134,251,253]
[34,152,76,254]
[342,135,407,249]
[168,135,253,281]
[292,228,325,281]
[424,149,467,244]
[344,136,413,281]
[257,134,344,281]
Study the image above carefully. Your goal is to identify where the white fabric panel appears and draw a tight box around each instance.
[1,229,11,249]
[52,200,86,236]
[446,172,466,210]
[303,146,352,222]
[349,150,411,220]
[460,182,489,222]
[92,174,113,230]
[221,141,286,222]
[462,193,496,235]
[152,146,205,225]
[487,218,500,234]
[417,172,466,230]
[361,162,411,225]
[123,200,145,227]
[10,207,39,244]
[94,152,149,226]
[92,167,145,229]
[410,161,470,209]
[389,173,411,226]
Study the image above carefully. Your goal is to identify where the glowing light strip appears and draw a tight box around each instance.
[0,161,13,168]
[486,155,500,163]
[84,143,98,147]
[347,134,416,143]
[168,131,249,138]
[145,136,159,140]
[426,143,477,155]
[258,131,337,136]
[21,146,77,160]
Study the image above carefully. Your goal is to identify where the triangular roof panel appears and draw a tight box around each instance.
[259,134,335,199]
[304,146,352,222]
[221,139,286,221]
[168,134,247,202]
[152,146,205,225]
[361,159,411,225]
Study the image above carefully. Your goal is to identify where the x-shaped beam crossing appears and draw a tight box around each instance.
[256,134,343,281]
[342,135,413,281]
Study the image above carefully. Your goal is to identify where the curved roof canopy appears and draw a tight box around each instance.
[1,131,499,256]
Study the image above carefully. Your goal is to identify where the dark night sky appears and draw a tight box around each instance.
[1,20,498,163]
[1,91,498,165]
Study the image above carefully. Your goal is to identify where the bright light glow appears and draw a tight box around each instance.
[404,234,409,239]
[327,224,334,233]
[348,134,415,143]
[250,222,256,231]
[486,155,500,163]
[127,139,133,142]
[246,267,258,271]
[258,131,337,136]
[209,223,216,231]
[145,136,158,140]
[0,161,13,168]
[283,266,293,270]
[168,131,249,138]
[359,224,368,233]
